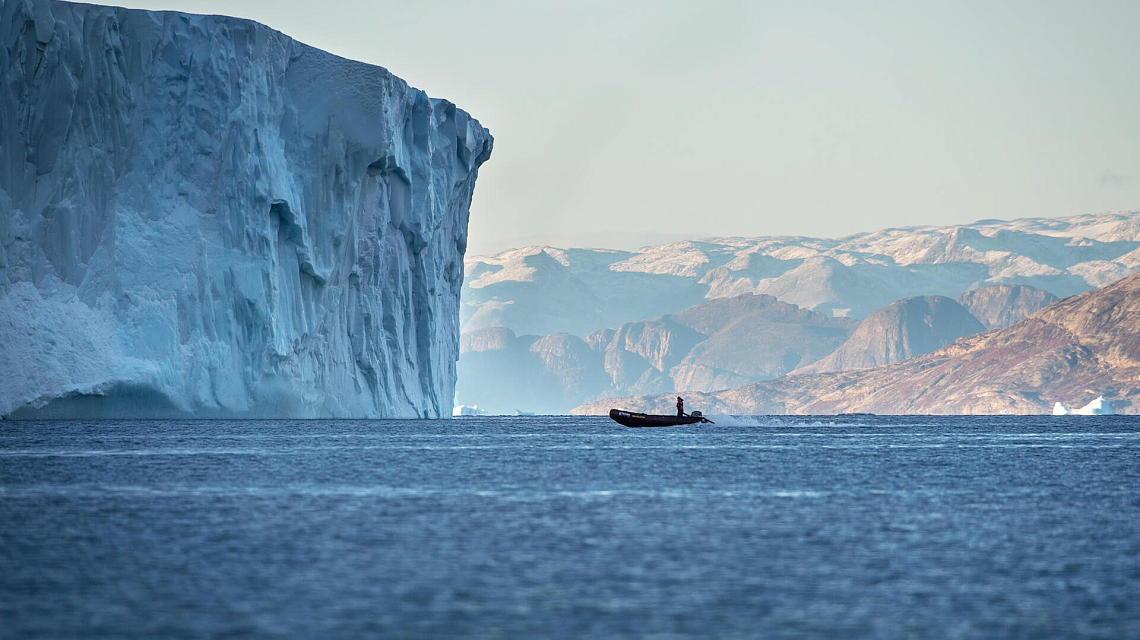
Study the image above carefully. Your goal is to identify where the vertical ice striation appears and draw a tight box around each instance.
[0,0,492,417]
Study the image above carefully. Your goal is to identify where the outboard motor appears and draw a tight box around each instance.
[690,411,702,418]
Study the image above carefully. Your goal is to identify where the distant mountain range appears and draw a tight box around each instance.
[457,211,1140,414]
[574,273,1140,415]
[462,211,1140,338]
[456,281,1063,414]
[457,294,859,413]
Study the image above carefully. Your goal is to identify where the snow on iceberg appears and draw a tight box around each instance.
[1053,396,1113,416]
[0,0,492,418]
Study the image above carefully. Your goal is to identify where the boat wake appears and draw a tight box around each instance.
[704,414,782,427]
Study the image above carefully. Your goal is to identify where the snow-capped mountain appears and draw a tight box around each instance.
[0,0,492,418]
[463,211,1140,338]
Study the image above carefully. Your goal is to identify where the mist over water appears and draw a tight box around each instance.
[3,416,1139,637]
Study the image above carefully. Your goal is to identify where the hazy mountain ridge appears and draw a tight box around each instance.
[455,294,857,414]
[957,285,1059,330]
[574,273,1140,415]
[793,296,985,374]
[463,211,1140,338]
[669,295,856,381]
[457,327,611,414]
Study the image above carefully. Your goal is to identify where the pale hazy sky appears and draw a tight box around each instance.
[113,1,1140,255]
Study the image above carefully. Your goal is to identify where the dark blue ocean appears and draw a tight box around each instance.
[2,415,1139,638]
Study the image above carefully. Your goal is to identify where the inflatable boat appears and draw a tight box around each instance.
[609,408,713,428]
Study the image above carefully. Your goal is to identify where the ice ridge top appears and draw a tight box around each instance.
[0,0,493,418]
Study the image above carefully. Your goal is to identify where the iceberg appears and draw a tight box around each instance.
[0,0,492,418]
[1053,396,1113,416]
[452,404,486,417]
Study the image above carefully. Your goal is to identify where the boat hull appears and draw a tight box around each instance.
[609,409,709,428]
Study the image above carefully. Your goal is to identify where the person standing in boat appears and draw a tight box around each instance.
[676,396,684,417]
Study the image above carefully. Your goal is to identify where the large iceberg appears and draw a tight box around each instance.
[0,0,492,418]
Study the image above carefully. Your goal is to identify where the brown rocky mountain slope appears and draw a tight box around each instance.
[574,273,1140,415]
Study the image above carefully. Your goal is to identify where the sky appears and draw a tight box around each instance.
[112,0,1140,255]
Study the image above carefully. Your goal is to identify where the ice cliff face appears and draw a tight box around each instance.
[0,0,492,418]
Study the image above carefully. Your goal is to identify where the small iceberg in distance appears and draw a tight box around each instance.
[1053,396,1113,416]
[453,404,487,417]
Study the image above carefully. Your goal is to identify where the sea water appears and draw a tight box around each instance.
[2,416,1139,637]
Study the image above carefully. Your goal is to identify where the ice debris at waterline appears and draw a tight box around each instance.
[0,0,492,419]
[1053,396,1113,416]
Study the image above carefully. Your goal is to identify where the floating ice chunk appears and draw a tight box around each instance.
[1074,396,1113,415]
[453,404,486,416]
[1053,396,1112,416]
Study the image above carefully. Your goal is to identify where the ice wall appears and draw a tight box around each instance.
[0,0,492,418]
